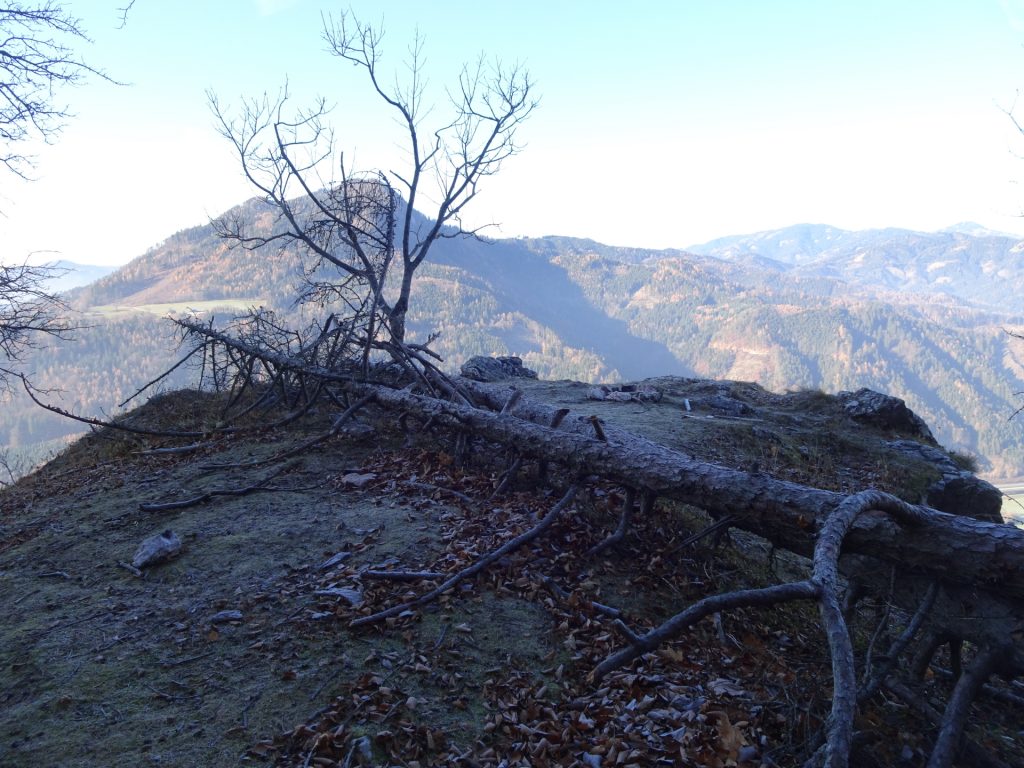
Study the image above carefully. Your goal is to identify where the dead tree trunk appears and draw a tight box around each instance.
[361,382,1024,602]
[166,322,1024,766]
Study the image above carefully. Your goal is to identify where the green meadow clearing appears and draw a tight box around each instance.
[87,298,266,317]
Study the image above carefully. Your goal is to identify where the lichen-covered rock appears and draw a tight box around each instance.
[838,388,934,441]
[925,473,1003,524]
[888,439,1003,523]
[460,355,538,382]
[701,394,753,416]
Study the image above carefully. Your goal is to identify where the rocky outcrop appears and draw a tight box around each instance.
[460,356,538,383]
[696,393,754,417]
[837,388,934,442]
[888,439,1003,523]
[587,384,663,403]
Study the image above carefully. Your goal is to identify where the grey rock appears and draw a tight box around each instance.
[694,394,753,416]
[460,355,538,382]
[587,383,662,403]
[131,529,183,569]
[887,439,960,474]
[888,439,1004,523]
[926,473,1003,524]
[838,388,934,441]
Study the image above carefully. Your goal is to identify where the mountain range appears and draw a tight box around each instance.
[6,204,1024,480]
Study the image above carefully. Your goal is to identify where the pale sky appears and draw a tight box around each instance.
[4,0,1024,266]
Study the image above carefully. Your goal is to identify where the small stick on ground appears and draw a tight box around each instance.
[402,481,474,505]
[117,561,143,577]
[201,394,374,470]
[491,455,523,498]
[139,461,300,511]
[668,514,737,555]
[350,484,579,628]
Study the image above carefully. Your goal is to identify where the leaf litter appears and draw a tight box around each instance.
[1,389,1021,767]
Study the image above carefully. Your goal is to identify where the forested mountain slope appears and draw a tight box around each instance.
[5,202,1024,479]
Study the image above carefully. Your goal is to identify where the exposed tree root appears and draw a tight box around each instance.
[885,678,1012,768]
[930,666,1024,707]
[586,486,637,557]
[858,581,938,703]
[138,461,300,511]
[928,645,1004,768]
[593,490,949,768]
[350,484,579,628]
[593,581,821,679]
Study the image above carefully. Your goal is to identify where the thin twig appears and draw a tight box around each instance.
[351,484,579,627]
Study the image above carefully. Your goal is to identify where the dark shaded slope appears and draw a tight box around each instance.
[432,236,689,379]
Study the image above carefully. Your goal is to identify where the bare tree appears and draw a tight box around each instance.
[0,4,124,394]
[0,2,114,179]
[0,260,72,389]
[210,11,536,353]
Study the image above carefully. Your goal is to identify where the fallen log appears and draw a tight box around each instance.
[362,381,1024,604]
[167,321,1024,651]
[165,321,1024,766]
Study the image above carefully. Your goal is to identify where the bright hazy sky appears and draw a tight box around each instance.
[4,0,1024,266]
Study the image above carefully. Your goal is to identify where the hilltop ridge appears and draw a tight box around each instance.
[2,371,1019,767]
[5,204,1024,480]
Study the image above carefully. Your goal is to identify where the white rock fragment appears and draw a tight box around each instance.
[131,529,183,569]
[314,586,364,606]
[341,472,377,488]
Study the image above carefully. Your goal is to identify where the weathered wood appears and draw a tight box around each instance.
[364,380,1024,603]
[165,321,1024,665]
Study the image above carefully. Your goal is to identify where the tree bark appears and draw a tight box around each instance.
[166,319,1024,669]
[352,379,1024,667]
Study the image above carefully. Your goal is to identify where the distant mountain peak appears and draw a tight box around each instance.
[939,221,1022,239]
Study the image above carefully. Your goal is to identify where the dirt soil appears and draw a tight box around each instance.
[1,382,1019,767]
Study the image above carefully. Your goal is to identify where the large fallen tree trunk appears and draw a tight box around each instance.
[364,380,1024,600]
[160,321,1024,765]
[355,379,1024,768]
[167,320,1024,645]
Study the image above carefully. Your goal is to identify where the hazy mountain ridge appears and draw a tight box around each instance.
[8,211,1024,479]
[688,223,1024,312]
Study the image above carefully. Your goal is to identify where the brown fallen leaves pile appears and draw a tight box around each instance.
[245,449,1022,767]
